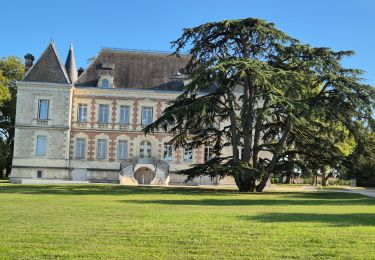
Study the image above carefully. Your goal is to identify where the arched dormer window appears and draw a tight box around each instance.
[97,75,114,88]
[102,79,109,88]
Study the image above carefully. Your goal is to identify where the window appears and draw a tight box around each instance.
[102,79,110,88]
[118,140,128,160]
[141,106,153,125]
[78,104,88,122]
[204,147,213,161]
[38,99,49,120]
[140,140,152,158]
[119,106,130,124]
[36,135,47,156]
[96,139,107,159]
[98,104,109,123]
[36,170,42,179]
[184,147,193,162]
[163,143,173,160]
[76,138,86,159]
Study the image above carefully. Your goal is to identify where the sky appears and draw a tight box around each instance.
[0,0,374,85]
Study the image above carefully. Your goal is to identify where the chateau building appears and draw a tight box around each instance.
[10,42,234,185]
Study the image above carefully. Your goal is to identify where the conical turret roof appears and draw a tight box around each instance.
[65,43,78,83]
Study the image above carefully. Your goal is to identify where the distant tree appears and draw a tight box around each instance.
[281,123,357,186]
[0,57,24,177]
[145,18,375,192]
[344,131,375,186]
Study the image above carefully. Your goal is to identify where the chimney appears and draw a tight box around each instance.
[24,53,34,72]
[77,67,84,77]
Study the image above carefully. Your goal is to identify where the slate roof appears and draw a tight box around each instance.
[23,42,71,84]
[75,48,190,90]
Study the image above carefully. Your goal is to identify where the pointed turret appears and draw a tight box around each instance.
[65,43,78,83]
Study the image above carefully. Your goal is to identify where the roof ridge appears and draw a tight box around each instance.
[101,47,189,56]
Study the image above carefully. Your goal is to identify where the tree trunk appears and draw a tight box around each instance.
[284,175,291,184]
[5,130,14,178]
[226,92,244,192]
[312,174,318,186]
[256,116,292,192]
[321,166,329,186]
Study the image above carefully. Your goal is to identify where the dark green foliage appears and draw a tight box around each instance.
[345,132,375,187]
[0,57,24,177]
[145,18,375,192]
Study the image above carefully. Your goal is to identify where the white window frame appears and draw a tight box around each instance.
[117,140,128,160]
[141,106,153,125]
[163,143,173,161]
[204,147,213,162]
[119,105,130,124]
[96,139,107,159]
[184,147,193,162]
[38,99,49,120]
[36,135,47,156]
[98,104,109,123]
[76,138,86,159]
[78,104,88,122]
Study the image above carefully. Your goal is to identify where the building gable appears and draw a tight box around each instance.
[23,42,71,84]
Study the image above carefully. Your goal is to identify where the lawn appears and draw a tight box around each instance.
[0,183,374,259]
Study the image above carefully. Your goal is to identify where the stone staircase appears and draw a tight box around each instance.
[119,157,170,185]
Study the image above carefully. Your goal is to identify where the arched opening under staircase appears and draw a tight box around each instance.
[134,167,155,184]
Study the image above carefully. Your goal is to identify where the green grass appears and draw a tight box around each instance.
[0,184,374,259]
[322,185,366,191]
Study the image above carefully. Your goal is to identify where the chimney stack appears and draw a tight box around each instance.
[24,53,34,72]
[78,67,84,77]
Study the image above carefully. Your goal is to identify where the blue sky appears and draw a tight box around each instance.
[1,0,374,85]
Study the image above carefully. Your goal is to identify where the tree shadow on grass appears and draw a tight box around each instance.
[0,184,239,196]
[238,213,375,226]
[122,194,375,206]
[0,184,373,208]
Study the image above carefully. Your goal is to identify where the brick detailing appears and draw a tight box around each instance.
[132,100,139,129]
[195,146,203,164]
[90,98,96,127]
[176,147,182,163]
[74,95,171,102]
[86,132,96,160]
[156,101,162,119]
[111,99,117,129]
[108,132,117,161]
[157,143,162,157]
[70,130,141,161]
[154,133,170,142]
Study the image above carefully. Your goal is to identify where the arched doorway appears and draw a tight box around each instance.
[139,140,152,158]
[134,167,155,184]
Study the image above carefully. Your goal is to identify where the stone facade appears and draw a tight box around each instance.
[10,42,235,186]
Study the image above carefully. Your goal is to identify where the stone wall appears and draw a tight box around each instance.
[11,81,72,183]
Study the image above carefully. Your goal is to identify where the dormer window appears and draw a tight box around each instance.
[102,79,109,88]
[98,75,114,88]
